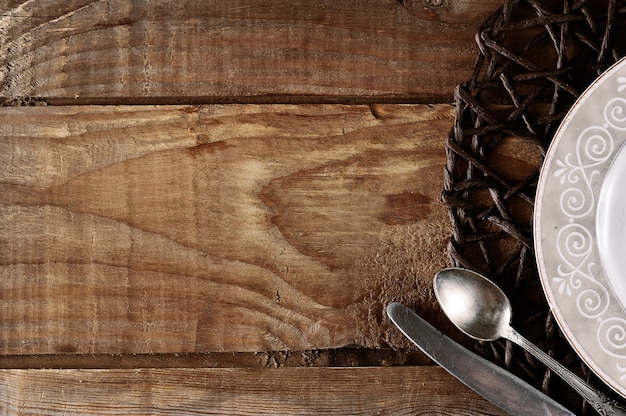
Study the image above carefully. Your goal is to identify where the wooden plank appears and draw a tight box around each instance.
[0,0,501,102]
[0,366,508,415]
[0,104,453,355]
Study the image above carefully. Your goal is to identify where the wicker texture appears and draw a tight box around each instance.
[442,0,626,412]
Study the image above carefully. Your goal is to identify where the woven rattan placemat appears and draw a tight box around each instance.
[442,0,626,413]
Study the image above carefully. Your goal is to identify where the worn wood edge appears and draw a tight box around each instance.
[0,366,508,415]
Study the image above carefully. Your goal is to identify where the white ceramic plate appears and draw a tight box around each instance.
[535,56,626,398]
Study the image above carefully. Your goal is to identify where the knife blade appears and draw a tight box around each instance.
[387,302,574,416]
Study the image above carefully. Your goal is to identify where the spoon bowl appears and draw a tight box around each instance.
[433,268,511,341]
[434,267,626,416]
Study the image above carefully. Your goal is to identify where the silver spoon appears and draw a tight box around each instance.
[434,267,626,416]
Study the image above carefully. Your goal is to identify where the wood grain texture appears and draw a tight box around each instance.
[0,366,507,415]
[0,0,501,101]
[0,104,452,355]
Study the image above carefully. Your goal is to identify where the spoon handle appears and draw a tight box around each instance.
[507,329,626,416]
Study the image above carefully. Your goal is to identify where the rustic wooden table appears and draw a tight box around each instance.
[0,1,511,414]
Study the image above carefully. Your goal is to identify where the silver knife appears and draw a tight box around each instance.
[387,302,574,416]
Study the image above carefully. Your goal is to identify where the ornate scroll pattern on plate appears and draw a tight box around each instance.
[554,125,613,318]
[554,223,609,318]
[605,97,626,129]
[552,91,626,379]
[598,318,626,373]
[555,126,613,219]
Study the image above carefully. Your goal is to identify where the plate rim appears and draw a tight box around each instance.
[534,56,626,398]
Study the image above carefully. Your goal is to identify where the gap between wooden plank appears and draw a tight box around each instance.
[1,95,454,106]
[0,348,432,369]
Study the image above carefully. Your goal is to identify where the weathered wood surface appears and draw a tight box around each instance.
[0,104,452,355]
[0,367,507,415]
[0,1,523,414]
[0,0,501,102]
